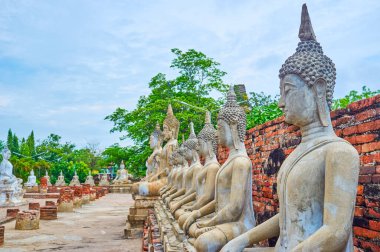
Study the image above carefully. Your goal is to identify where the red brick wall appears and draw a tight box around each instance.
[217,94,380,251]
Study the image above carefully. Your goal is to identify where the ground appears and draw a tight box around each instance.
[1,193,140,252]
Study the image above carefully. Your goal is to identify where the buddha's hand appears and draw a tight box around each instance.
[170,203,179,213]
[194,226,215,237]
[183,205,192,211]
[183,210,201,234]
[196,219,212,229]
[220,236,247,252]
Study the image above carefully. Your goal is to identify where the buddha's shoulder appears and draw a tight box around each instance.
[227,155,251,167]
[324,137,359,156]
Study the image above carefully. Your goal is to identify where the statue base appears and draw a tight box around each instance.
[124,195,159,239]
[109,184,132,193]
[24,186,39,193]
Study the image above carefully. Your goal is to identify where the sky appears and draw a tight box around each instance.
[0,0,379,149]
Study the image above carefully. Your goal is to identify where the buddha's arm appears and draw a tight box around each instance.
[170,192,196,212]
[169,188,185,199]
[221,214,280,252]
[191,165,218,210]
[292,146,359,252]
[203,159,251,226]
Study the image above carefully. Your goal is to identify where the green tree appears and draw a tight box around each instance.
[7,129,12,149]
[12,134,19,154]
[246,91,283,129]
[332,86,380,110]
[27,131,36,156]
[105,49,228,176]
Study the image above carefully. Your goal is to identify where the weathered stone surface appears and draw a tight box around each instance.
[15,210,39,230]
[0,226,4,246]
[28,202,40,210]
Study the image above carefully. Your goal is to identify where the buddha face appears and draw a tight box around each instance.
[198,139,208,157]
[149,134,156,149]
[162,124,173,141]
[183,147,194,162]
[279,74,318,127]
[217,120,232,148]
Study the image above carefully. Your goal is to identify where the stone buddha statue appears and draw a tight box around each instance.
[133,104,179,196]
[85,170,95,186]
[161,144,188,202]
[69,170,81,186]
[113,160,131,185]
[44,170,52,186]
[182,86,255,251]
[55,170,66,186]
[168,122,203,211]
[176,111,220,227]
[99,173,110,186]
[25,169,38,187]
[221,5,360,252]
[0,147,25,206]
[145,123,163,181]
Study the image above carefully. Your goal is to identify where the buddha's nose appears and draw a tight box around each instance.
[278,96,285,110]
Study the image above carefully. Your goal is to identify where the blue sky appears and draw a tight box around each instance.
[0,0,379,149]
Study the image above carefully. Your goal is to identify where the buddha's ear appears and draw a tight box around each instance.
[230,122,240,150]
[313,78,329,127]
[208,143,213,158]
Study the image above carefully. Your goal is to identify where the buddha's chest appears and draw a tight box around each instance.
[216,163,233,201]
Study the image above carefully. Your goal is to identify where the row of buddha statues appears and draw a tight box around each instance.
[132,4,360,252]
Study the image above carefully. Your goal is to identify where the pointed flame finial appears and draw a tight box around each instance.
[167,104,173,116]
[299,4,316,41]
[189,122,196,138]
[205,111,211,124]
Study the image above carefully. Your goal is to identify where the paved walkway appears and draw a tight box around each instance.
[1,193,140,252]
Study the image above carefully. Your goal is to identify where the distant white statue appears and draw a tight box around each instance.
[69,170,81,186]
[0,147,25,206]
[112,161,131,185]
[84,170,95,186]
[55,170,66,186]
[44,170,52,186]
[99,173,110,186]
[25,169,38,187]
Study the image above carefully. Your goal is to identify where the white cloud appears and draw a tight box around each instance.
[0,0,379,148]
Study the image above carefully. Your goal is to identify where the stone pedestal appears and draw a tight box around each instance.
[0,226,4,246]
[28,202,40,210]
[40,206,58,220]
[109,184,133,193]
[45,201,56,206]
[24,186,39,193]
[6,208,19,218]
[15,210,40,230]
[124,195,159,239]
[57,188,74,212]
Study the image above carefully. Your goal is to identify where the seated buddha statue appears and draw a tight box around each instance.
[44,170,52,186]
[161,145,188,202]
[168,122,203,212]
[85,170,95,186]
[113,160,131,185]
[25,169,37,187]
[99,173,110,186]
[182,86,255,251]
[175,111,220,227]
[221,4,359,252]
[145,123,163,182]
[133,104,179,196]
[69,171,81,186]
[0,148,25,206]
[55,171,66,186]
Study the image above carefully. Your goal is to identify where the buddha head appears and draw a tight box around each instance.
[163,104,180,142]
[278,4,336,128]
[217,86,246,150]
[182,122,200,162]
[1,147,11,161]
[177,141,189,166]
[198,111,217,158]
[120,160,125,169]
[30,169,35,176]
[150,122,162,149]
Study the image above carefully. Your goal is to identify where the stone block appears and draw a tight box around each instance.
[15,210,40,230]
[28,202,40,210]
[6,208,19,218]
[58,201,73,212]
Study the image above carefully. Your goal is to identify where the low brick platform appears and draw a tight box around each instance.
[15,210,40,230]
[40,206,58,220]
[24,193,60,199]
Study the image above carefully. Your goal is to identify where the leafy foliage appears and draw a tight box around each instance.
[105,49,228,176]
[246,92,283,129]
[332,86,380,110]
